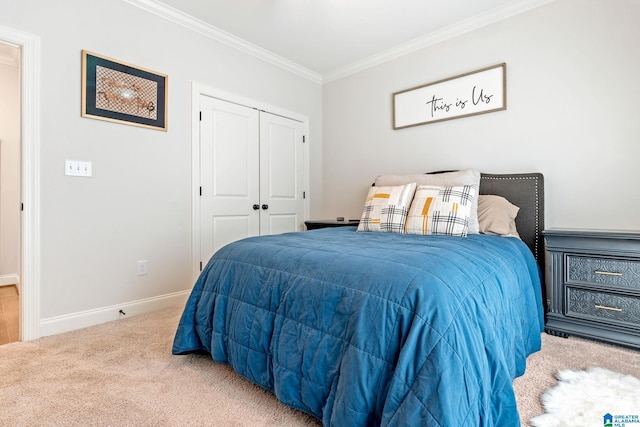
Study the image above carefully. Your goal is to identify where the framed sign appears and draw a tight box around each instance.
[393,63,506,129]
[81,50,168,131]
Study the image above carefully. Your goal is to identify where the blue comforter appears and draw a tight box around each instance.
[173,227,544,426]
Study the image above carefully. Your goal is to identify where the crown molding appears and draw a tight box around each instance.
[123,0,554,85]
[121,0,323,84]
[322,0,556,83]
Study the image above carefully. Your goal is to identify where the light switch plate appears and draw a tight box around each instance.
[65,160,92,177]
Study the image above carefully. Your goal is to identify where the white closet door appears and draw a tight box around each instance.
[259,112,305,235]
[200,96,259,264]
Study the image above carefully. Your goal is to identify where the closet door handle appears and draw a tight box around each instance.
[252,204,260,210]
[261,204,269,210]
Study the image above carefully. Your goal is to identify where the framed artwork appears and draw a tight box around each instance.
[393,63,506,129]
[81,50,168,131]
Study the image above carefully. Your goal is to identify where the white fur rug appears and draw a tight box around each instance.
[530,366,640,427]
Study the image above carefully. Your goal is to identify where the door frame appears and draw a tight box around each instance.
[0,26,41,340]
[190,82,310,281]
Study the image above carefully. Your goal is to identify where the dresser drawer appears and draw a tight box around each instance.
[566,287,640,327]
[566,255,640,291]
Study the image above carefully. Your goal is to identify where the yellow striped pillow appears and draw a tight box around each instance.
[357,183,416,233]
[405,185,476,236]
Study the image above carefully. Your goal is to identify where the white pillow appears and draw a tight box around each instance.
[357,183,416,233]
[374,169,481,234]
[405,185,476,237]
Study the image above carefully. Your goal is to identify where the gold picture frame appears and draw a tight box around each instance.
[81,50,168,131]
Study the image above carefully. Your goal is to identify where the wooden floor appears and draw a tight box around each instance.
[0,285,19,345]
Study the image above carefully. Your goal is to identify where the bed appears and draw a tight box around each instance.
[173,171,546,426]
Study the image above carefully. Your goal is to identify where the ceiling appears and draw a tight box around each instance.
[154,0,552,81]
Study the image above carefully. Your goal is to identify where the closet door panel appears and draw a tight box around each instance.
[200,96,259,263]
[259,112,305,235]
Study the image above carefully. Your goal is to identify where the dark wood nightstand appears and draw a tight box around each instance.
[305,220,360,230]
[543,228,640,349]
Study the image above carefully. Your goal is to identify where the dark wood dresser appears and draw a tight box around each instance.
[543,229,640,349]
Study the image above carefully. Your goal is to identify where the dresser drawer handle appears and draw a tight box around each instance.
[594,304,623,312]
[594,270,623,277]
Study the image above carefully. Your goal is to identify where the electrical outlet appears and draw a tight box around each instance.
[137,260,148,276]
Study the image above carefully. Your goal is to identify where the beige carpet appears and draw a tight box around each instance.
[1,306,639,426]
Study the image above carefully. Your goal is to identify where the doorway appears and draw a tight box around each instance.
[0,25,41,342]
[0,42,21,345]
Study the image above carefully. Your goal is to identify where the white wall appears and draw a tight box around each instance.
[323,0,640,231]
[3,0,638,335]
[0,0,322,330]
[0,47,21,285]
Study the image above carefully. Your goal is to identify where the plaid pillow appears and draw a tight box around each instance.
[357,183,416,233]
[374,169,481,234]
[405,185,476,236]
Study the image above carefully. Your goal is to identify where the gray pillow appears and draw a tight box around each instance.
[477,195,520,238]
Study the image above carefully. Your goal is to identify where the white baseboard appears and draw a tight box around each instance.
[39,290,190,338]
[0,274,19,287]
